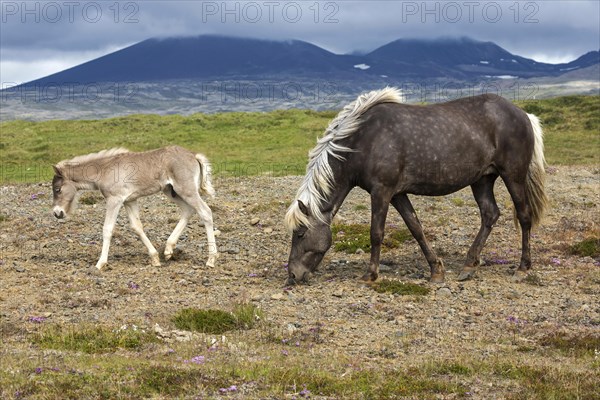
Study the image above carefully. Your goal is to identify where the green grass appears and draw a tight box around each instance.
[34,324,158,354]
[332,223,412,253]
[539,331,600,357]
[1,95,598,183]
[0,109,335,183]
[172,304,262,334]
[517,95,600,165]
[372,279,430,296]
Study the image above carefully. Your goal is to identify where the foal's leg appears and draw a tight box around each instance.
[173,189,218,268]
[96,197,123,270]
[124,200,161,267]
[458,175,500,281]
[164,198,194,261]
[503,178,533,275]
[362,190,391,282]
[391,194,445,283]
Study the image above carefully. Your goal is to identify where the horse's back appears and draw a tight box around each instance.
[350,94,533,195]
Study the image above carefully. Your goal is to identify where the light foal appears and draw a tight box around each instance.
[52,146,218,270]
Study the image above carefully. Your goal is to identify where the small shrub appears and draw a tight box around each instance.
[353,204,368,211]
[524,272,544,286]
[172,304,262,334]
[570,237,600,258]
[372,279,430,296]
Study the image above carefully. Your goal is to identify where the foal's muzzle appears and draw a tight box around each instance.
[53,208,65,219]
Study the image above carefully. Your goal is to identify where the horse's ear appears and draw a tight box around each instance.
[297,200,309,216]
[53,165,62,177]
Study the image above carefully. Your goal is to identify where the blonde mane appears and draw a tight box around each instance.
[56,148,130,171]
[284,87,404,231]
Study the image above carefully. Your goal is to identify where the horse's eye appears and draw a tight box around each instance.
[297,232,305,238]
[55,187,61,194]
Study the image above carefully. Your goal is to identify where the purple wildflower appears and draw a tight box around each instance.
[35,367,43,374]
[247,273,258,277]
[128,281,139,290]
[28,316,46,323]
[550,257,561,265]
[190,355,205,364]
[219,385,237,394]
[281,350,289,356]
[30,194,38,200]
[300,388,311,397]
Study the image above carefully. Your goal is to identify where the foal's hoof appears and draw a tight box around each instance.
[150,254,161,267]
[360,271,378,282]
[164,252,173,261]
[206,253,219,268]
[457,268,477,281]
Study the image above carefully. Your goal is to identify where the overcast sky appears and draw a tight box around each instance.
[1,0,599,84]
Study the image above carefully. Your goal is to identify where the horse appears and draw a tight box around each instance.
[284,87,548,285]
[52,145,218,270]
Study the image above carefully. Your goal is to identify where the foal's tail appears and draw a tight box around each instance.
[522,113,549,228]
[195,153,215,198]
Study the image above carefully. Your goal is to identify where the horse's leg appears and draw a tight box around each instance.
[458,175,500,281]
[124,200,160,267]
[503,178,533,276]
[164,198,194,261]
[391,194,445,283]
[362,191,391,282]
[96,197,123,270]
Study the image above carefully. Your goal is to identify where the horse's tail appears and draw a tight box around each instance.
[195,153,215,198]
[519,113,548,228]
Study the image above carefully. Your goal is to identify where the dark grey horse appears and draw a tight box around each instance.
[285,87,548,285]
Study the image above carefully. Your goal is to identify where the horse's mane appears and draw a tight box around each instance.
[56,148,130,172]
[284,87,404,232]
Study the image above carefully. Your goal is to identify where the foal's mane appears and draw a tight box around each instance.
[56,148,130,174]
[285,87,404,231]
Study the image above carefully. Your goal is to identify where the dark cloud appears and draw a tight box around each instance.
[1,1,598,82]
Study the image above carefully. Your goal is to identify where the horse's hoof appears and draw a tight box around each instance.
[430,273,445,284]
[457,269,476,281]
[360,272,378,282]
[95,262,106,271]
[164,252,173,261]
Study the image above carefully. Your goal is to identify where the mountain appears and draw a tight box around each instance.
[364,37,599,79]
[21,35,361,85]
[18,36,599,87]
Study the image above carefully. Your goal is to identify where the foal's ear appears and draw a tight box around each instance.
[52,165,62,177]
[297,200,310,216]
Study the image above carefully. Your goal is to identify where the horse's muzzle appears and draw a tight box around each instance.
[286,271,309,286]
[53,210,65,219]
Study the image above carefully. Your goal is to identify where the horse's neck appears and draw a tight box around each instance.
[64,162,108,190]
[321,160,353,220]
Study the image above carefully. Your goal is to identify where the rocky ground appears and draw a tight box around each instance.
[1,166,599,398]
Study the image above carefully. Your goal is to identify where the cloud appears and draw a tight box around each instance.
[1,0,598,83]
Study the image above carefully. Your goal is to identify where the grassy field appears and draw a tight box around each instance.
[0,95,598,184]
